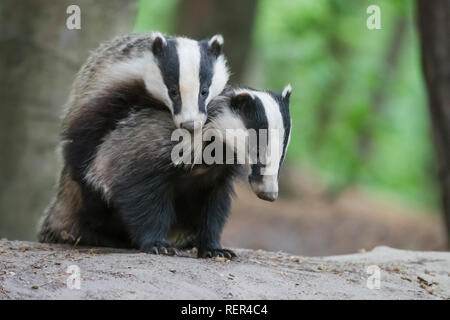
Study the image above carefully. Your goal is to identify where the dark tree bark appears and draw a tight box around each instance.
[0,0,137,240]
[417,0,450,247]
[175,0,257,83]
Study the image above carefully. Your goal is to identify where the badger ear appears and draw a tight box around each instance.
[209,34,224,57]
[231,91,254,110]
[282,84,292,100]
[152,32,167,56]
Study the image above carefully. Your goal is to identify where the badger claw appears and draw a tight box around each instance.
[142,244,180,256]
[198,248,236,260]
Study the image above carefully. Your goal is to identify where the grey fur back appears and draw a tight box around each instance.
[85,107,177,201]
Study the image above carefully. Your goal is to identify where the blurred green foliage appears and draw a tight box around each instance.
[134,0,178,33]
[134,0,438,209]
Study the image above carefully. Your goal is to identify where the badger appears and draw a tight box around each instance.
[39,85,292,258]
[62,32,229,189]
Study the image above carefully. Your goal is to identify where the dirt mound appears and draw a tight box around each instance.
[0,240,448,300]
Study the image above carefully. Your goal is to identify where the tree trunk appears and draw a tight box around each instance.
[175,0,257,83]
[417,0,450,247]
[0,0,137,240]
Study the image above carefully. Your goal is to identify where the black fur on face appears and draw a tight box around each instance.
[198,38,224,114]
[198,41,214,114]
[152,38,182,115]
[230,92,269,184]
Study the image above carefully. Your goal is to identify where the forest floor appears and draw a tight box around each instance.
[0,239,449,299]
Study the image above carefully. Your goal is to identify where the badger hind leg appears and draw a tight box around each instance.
[38,166,83,245]
[38,211,76,244]
[38,166,132,249]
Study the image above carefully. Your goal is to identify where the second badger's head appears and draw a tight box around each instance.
[145,32,229,130]
[206,85,292,202]
[231,86,292,202]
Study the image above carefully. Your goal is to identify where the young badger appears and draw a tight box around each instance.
[39,86,292,258]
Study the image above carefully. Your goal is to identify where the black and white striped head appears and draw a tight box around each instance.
[145,32,229,130]
[230,85,292,202]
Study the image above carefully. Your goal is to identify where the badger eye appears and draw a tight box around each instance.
[200,88,209,97]
[169,88,179,98]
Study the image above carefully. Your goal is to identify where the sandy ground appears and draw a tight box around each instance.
[0,239,449,300]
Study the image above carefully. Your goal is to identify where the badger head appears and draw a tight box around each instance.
[230,85,292,202]
[146,32,229,131]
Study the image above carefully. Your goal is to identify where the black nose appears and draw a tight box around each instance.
[257,192,278,202]
[180,121,201,131]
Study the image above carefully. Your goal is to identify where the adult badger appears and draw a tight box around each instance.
[63,32,229,186]
[39,85,292,258]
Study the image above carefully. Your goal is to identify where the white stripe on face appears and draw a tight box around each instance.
[205,55,229,107]
[102,54,173,114]
[174,38,204,127]
[112,53,174,114]
[251,91,285,192]
[144,53,173,112]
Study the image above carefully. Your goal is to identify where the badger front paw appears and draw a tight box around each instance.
[141,242,180,256]
[198,248,236,259]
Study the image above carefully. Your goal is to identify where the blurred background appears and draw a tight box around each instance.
[0,0,448,256]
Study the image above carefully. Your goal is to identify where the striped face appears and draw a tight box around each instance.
[145,33,229,130]
[230,85,292,202]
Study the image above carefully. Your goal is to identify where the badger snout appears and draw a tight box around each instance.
[249,175,279,202]
[180,120,202,131]
[174,112,206,131]
[256,191,278,202]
